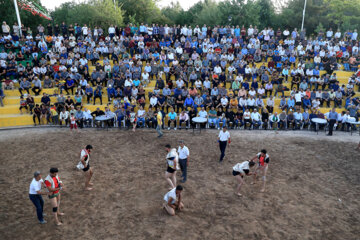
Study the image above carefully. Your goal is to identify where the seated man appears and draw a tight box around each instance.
[75,107,84,128]
[178,110,189,129]
[104,107,116,127]
[287,109,295,129]
[41,93,51,106]
[279,110,287,129]
[163,185,184,216]
[198,107,208,128]
[136,106,146,128]
[251,108,262,129]
[235,109,244,128]
[145,107,156,128]
[43,76,53,88]
[115,107,126,128]
[167,108,177,130]
[243,109,252,128]
[225,108,236,129]
[293,109,304,129]
[302,109,310,129]
[208,106,218,128]
[91,107,105,127]
[302,95,311,110]
[83,108,93,127]
[269,112,280,129]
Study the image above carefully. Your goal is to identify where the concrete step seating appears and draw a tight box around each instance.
[0,56,358,128]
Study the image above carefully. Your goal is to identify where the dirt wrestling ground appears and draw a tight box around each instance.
[0,128,359,240]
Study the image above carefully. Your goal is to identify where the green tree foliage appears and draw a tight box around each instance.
[52,0,124,29]
[117,0,163,24]
[0,0,48,31]
[323,0,360,31]
[2,0,360,35]
[256,0,274,29]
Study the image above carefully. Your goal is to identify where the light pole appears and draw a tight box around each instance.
[301,0,307,32]
[13,0,22,36]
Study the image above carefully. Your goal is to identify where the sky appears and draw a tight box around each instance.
[40,0,201,11]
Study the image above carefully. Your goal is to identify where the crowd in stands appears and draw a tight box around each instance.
[1,20,360,130]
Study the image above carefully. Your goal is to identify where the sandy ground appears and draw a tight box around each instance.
[0,128,359,240]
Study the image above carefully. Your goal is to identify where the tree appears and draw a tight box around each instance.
[256,0,274,29]
[323,0,360,31]
[117,0,164,24]
[52,0,124,30]
[0,0,48,32]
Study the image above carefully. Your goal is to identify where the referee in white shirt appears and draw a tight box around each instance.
[178,140,190,183]
[218,126,231,162]
[29,171,49,224]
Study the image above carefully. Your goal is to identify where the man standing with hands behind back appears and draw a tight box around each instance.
[178,140,190,183]
[327,108,338,136]
[218,126,231,162]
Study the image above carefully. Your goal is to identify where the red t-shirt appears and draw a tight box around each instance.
[259,156,266,166]
[45,177,60,194]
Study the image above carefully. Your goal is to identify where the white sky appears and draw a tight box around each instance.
[40,0,201,11]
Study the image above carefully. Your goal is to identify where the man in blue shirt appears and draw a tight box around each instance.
[302,95,311,110]
[184,95,194,109]
[287,96,295,112]
[85,85,93,104]
[167,108,177,130]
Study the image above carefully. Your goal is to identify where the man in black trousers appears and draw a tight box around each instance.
[327,108,338,136]
[218,126,231,162]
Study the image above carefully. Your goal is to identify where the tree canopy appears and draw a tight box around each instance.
[2,0,360,35]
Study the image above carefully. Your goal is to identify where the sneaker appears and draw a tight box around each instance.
[168,127,170,130]
[174,127,177,130]
[39,220,47,224]
[180,179,186,183]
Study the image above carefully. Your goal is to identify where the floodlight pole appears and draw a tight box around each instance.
[301,0,307,32]
[114,0,116,10]
[13,0,22,36]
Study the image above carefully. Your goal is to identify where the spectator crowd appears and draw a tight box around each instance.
[0,20,360,131]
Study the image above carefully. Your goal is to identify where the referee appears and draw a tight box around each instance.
[218,126,231,162]
[178,140,190,183]
[327,108,338,136]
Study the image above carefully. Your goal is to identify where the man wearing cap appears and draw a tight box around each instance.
[177,141,190,183]
[218,126,231,162]
[44,168,64,226]
[29,171,50,224]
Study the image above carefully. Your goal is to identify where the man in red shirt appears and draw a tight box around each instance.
[250,149,270,193]
[44,168,64,226]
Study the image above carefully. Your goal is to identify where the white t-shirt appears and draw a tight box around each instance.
[294,93,302,102]
[218,130,230,141]
[137,109,145,117]
[29,178,43,194]
[164,188,176,204]
[178,146,190,159]
[233,161,249,174]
